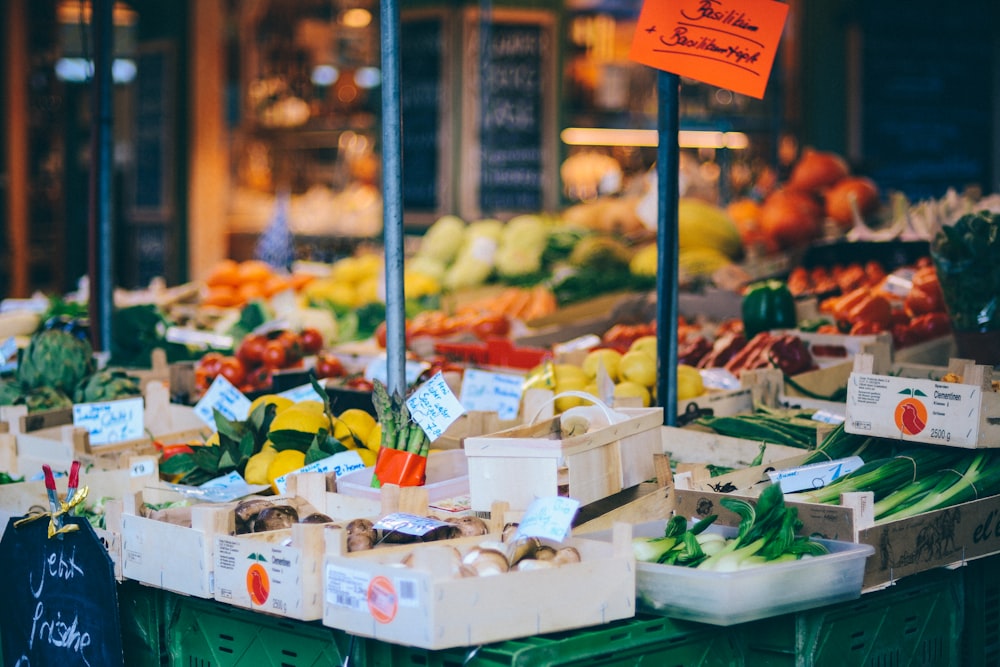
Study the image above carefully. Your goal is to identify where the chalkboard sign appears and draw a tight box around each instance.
[860,4,993,199]
[129,42,175,223]
[460,10,558,218]
[401,14,451,218]
[0,516,124,667]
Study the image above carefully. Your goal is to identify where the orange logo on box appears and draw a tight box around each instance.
[894,397,928,436]
[247,563,270,605]
[367,575,398,624]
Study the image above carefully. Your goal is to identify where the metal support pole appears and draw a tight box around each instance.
[380,0,406,397]
[88,0,114,352]
[656,72,681,426]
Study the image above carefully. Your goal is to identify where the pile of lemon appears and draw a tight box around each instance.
[243,394,380,493]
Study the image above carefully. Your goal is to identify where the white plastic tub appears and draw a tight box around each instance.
[334,449,469,502]
[586,519,874,626]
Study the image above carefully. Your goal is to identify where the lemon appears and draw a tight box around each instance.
[582,349,622,382]
[614,381,651,407]
[266,449,306,494]
[248,394,295,417]
[245,447,278,485]
[619,350,657,388]
[629,335,659,361]
[293,400,327,415]
[554,364,587,387]
[356,447,377,467]
[365,423,382,453]
[268,407,331,435]
[334,409,377,449]
[677,364,706,400]
[554,379,588,412]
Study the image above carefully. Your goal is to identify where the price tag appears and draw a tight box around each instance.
[279,383,326,404]
[130,459,156,478]
[72,397,145,446]
[364,356,429,386]
[405,372,466,441]
[459,368,524,420]
[0,337,17,374]
[373,512,452,538]
[0,297,49,313]
[767,456,864,493]
[811,410,846,425]
[165,326,234,350]
[629,0,790,99]
[194,375,252,427]
[515,497,580,542]
[198,471,269,502]
[272,450,365,494]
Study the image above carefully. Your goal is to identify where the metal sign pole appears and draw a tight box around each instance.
[380,0,406,397]
[88,0,114,352]
[656,71,680,426]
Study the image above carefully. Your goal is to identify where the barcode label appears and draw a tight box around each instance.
[397,577,419,607]
[325,565,368,611]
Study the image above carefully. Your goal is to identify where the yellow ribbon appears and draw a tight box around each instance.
[14,486,90,539]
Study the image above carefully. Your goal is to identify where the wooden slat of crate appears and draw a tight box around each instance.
[464,407,662,512]
[321,522,635,650]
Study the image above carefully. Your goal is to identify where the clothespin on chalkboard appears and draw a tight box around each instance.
[15,464,89,539]
[66,460,81,518]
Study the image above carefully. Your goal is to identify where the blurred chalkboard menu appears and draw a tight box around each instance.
[476,14,555,215]
[860,4,994,199]
[401,14,449,217]
[0,516,124,667]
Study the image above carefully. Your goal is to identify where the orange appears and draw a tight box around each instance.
[206,259,241,288]
[203,285,240,308]
[237,260,274,283]
[262,274,292,297]
[237,281,265,303]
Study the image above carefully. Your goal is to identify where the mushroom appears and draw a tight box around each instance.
[445,515,489,537]
[299,512,335,524]
[462,547,510,576]
[552,546,582,566]
[251,505,298,532]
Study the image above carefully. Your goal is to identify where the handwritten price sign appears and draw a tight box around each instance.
[73,397,145,446]
[406,372,466,441]
[629,0,789,99]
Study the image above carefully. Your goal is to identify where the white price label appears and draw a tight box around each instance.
[130,459,156,478]
[272,450,365,494]
[325,565,369,611]
[406,372,466,441]
[165,326,234,350]
[459,368,524,420]
[278,383,326,404]
[194,375,252,428]
[767,456,864,493]
[73,397,145,446]
[515,497,580,542]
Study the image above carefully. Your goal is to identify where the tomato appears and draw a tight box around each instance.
[909,312,951,342]
[261,340,288,369]
[314,352,346,379]
[276,330,303,364]
[244,364,273,391]
[849,320,884,335]
[300,328,324,355]
[345,376,374,391]
[197,351,225,379]
[904,285,943,317]
[847,294,892,330]
[236,334,267,368]
[218,356,246,386]
[374,321,388,348]
[471,314,511,340]
[891,322,917,349]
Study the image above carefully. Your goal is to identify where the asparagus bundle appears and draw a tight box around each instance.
[372,379,430,459]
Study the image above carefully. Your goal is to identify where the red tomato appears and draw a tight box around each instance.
[345,376,374,391]
[236,334,268,368]
[300,328,324,355]
[261,340,288,369]
[374,321,388,348]
[904,286,943,317]
[218,356,246,386]
[909,312,951,342]
[160,444,194,460]
[314,353,346,379]
[197,351,225,378]
[471,314,511,340]
[276,330,303,364]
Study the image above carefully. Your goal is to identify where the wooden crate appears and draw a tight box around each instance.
[321,522,636,649]
[433,410,520,450]
[0,454,161,580]
[464,407,663,513]
[846,353,999,448]
[10,382,208,477]
[211,473,384,620]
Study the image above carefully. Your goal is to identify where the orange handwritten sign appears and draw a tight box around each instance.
[629,0,789,99]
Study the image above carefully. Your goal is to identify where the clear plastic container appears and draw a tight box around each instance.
[585,520,875,626]
[334,449,470,502]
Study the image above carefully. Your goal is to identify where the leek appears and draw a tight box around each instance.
[875,450,1000,522]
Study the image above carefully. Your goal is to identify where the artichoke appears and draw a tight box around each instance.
[17,328,96,394]
[74,369,143,403]
[0,379,24,406]
[24,386,74,412]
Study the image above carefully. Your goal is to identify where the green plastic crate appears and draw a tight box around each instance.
[164,593,365,667]
[119,580,167,667]
[741,568,963,667]
[365,614,744,667]
[963,554,1000,667]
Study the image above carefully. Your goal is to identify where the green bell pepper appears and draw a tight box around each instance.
[741,279,797,338]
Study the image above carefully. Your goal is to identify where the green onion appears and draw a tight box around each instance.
[875,450,1000,522]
